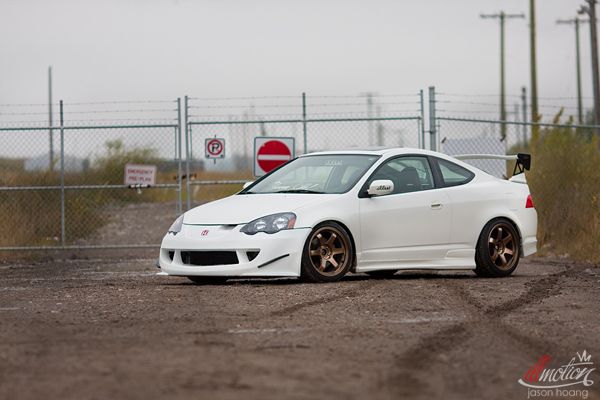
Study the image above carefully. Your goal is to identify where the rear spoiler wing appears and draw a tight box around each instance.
[454,153,531,176]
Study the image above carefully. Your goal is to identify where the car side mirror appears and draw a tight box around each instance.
[367,179,394,197]
[243,181,254,189]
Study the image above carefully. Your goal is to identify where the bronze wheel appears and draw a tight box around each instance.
[487,223,518,271]
[301,222,353,282]
[475,219,521,277]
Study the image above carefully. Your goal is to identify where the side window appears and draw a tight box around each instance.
[369,156,434,195]
[437,158,475,187]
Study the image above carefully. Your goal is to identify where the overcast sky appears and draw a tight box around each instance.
[0,0,593,113]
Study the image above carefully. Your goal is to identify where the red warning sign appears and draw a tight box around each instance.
[254,137,295,176]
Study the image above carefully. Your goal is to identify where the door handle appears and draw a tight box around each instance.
[430,202,443,210]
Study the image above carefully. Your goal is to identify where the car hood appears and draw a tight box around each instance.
[183,194,334,225]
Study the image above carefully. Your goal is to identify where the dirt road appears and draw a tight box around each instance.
[1,258,599,400]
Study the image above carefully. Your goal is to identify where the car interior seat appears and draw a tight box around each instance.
[395,167,421,193]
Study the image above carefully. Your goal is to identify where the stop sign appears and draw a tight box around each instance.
[253,137,295,176]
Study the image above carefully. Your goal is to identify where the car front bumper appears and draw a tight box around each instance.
[158,224,310,277]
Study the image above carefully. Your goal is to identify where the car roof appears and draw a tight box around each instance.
[300,147,447,158]
[299,147,497,179]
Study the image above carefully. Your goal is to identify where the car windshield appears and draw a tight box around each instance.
[241,154,380,194]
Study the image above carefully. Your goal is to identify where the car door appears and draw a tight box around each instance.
[358,155,452,267]
[432,157,485,251]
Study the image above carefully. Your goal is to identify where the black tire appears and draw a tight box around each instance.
[301,222,353,283]
[187,276,228,284]
[365,270,398,278]
[474,218,521,278]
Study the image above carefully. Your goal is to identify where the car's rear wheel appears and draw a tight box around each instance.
[301,222,353,283]
[187,276,228,284]
[365,270,398,278]
[475,219,520,277]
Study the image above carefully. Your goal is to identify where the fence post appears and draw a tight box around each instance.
[184,95,191,211]
[48,67,54,172]
[419,89,425,149]
[176,98,182,215]
[59,100,65,246]
[302,92,308,154]
[428,86,437,151]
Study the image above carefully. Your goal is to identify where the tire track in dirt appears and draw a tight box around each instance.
[386,264,574,397]
[269,279,380,317]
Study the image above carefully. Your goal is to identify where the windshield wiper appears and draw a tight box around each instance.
[275,189,325,194]
[239,191,256,194]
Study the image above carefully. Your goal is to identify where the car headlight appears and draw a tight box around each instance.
[168,215,184,235]
[240,213,296,235]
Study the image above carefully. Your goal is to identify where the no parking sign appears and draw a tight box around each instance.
[205,138,225,159]
[253,137,295,177]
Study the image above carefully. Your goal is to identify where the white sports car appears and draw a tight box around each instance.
[158,148,537,283]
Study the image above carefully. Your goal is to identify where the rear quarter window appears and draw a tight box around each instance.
[437,158,475,187]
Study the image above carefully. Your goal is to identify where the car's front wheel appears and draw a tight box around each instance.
[475,219,520,277]
[301,222,353,283]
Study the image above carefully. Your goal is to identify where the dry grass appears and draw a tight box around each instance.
[0,141,177,247]
[0,139,254,247]
[529,131,600,262]
[188,170,254,205]
[511,118,600,262]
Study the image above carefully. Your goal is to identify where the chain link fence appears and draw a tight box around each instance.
[0,100,182,251]
[184,93,423,208]
[0,93,423,252]
[2,90,598,261]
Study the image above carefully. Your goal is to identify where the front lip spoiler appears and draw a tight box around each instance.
[257,254,290,269]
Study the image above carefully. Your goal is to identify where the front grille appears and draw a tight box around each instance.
[180,251,239,266]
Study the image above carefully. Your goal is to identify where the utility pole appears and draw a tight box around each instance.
[557,17,589,124]
[521,86,528,144]
[48,66,54,171]
[480,11,525,141]
[530,0,540,142]
[579,0,600,138]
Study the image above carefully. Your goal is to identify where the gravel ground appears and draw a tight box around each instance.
[0,258,599,400]
[77,202,178,246]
